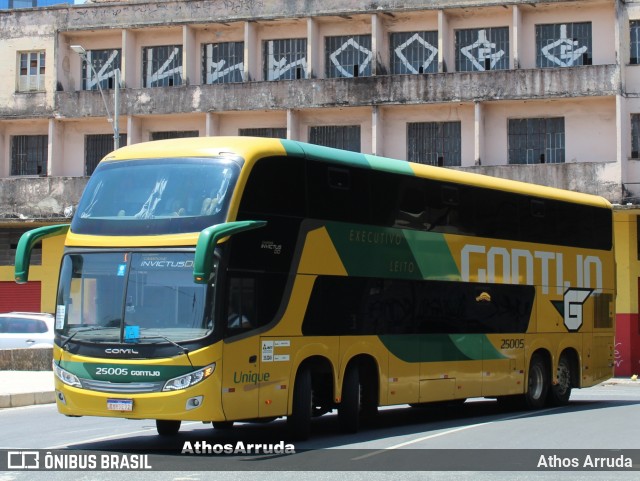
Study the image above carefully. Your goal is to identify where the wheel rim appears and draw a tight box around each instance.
[529,364,544,400]
[556,361,570,396]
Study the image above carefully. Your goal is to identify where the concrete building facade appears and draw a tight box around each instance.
[0,0,639,375]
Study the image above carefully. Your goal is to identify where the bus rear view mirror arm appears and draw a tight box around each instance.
[193,220,267,284]
[15,224,70,284]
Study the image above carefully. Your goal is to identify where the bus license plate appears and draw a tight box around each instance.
[107,399,133,411]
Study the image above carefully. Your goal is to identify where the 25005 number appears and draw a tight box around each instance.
[501,339,525,349]
[96,367,129,376]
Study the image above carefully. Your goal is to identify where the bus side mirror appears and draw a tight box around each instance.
[15,224,70,284]
[193,220,267,284]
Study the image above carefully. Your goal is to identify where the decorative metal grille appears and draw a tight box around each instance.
[81,49,121,91]
[85,134,127,176]
[203,41,244,84]
[536,23,592,68]
[263,38,307,80]
[508,118,565,164]
[325,35,372,78]
[10,135,48,176]
[309,126,361,152]
[239,128,287,138]
[407,122,461,166]
[455,27,509,72]
[390,31,438,74]
[143,45,183,88]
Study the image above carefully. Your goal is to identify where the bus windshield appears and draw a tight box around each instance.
[71,157,241,236]
[55,252,213,343]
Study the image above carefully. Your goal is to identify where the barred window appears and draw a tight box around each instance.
[390,31,438,75]
[455,27,509,72]
[17,51,45,92]
[203,41,244,84]
[143,45,183,88]
[85,134,127,176]
[325,35,372,78]
[632,21,640,65]
[264,38,307,80]
[150,131,199,141]
[11,135,48,176]
[407,122,461,166]
[239,128,287,138]
[536,23,592,68]
[81,49,121,91]
[508,118,565,164]
[309,126,361,152]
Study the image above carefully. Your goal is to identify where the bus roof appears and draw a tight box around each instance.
[102,136,611,210]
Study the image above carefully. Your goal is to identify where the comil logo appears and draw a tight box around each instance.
[8,451,39,469]
[552,288,593,332]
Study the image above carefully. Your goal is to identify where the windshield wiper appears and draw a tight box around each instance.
[131,332,194,368]
[59,326,118,351]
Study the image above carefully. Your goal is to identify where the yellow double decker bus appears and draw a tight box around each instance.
[15,137,615,440]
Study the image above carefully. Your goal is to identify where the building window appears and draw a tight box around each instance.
[203,41,244,84]
[85,134,127,176]
[455,27,509,72]
[264,38,307,80]
[80,49,121,91]
[239,128,287,138]
[631,114,640,158]
[17,51,45,92]
[309,126,361,152]
[11,135,48,176]
[325,35,372,78]
[632,21,640,65]
[143,45,183,88]
[536,23,592,68]
[390,31,438,75]
[407,122,461,166]
[150,131,199,141]
[508,118,565,164]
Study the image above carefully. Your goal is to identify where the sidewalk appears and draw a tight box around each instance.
[0,370,638,410]
[0,370,55,408]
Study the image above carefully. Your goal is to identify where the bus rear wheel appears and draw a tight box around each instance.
[547,355,572,406]
[338,364,361,434]
[287,367,313,441]
[156,419,181,436]
[524,354,549,410]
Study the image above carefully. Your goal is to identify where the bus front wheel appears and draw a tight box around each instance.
[287,367,313,440]
[524,354,549,410]
[156,419,181,436]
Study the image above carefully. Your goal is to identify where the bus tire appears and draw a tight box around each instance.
[156,419,181,436]
[524,353,549,410]
[287,367,313,441]
[212,421,234,430]
[338,364,361,434]
[547,355,572,406]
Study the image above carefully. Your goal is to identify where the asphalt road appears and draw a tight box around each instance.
[1,381,639,481]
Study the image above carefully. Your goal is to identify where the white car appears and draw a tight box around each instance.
[0,312,55,349]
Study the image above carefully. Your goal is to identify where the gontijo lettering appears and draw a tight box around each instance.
[461,245,603,294]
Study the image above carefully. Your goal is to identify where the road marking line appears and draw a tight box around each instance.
[351,407,562,461]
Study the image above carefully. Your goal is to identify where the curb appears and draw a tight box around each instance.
[0,391,56,409]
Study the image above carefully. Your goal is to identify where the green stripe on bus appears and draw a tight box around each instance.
[379,334,507,363]
[324,222,459,280]
[364,154,416,176]
[58,361,196,383]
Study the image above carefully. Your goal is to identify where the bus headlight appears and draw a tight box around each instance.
[163,363,216,392]
[53,361,82,388]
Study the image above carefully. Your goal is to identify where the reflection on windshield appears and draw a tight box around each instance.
[56,252,213,344]
[71,157,240,236]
